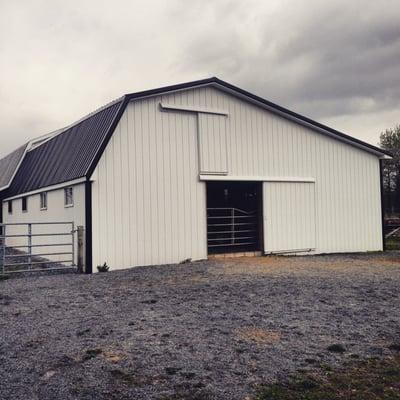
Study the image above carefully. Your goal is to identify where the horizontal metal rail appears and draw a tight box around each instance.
[207,207,259,250]
[9,243,73,248]
[0,222,73,226]
[208,229,257,235]
[4,266,76,274]
[1,233,72,238]
[207,207,255,214]
[208,236,256,241]
[1,222,75,273]
[4,252,72,258]
[209,242,256,247]
[4,260,73,268]
[208,222,256,227]
[207,215,257,219]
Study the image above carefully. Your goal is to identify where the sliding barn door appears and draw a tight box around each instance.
[263,181,316,253]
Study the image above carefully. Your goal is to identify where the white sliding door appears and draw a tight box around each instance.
[263,181,316,253]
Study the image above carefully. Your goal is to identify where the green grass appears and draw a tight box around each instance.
[255,356,400,400]
[386,237,400,250]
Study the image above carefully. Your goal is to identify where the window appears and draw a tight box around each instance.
[22,197,28,212]
[40,192,47,210]
[8,200,12,214]
[64,187,74,207]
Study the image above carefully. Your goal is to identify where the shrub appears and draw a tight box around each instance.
[97,262,109,273]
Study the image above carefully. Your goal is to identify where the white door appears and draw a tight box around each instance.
[263,181,316,253]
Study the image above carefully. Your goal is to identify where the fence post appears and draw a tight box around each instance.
[231,208,235,245]
[77,226,84,273]
[28,223,32,270]
[71,222,75,266]
[1,225,5,274]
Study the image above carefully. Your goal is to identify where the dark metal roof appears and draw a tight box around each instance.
[0,144,28,190]
[6,100,123,197]
[1,77,391,199]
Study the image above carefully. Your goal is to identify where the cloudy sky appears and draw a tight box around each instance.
[0,0,399,158]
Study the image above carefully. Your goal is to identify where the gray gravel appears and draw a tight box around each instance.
[1,253,400,400]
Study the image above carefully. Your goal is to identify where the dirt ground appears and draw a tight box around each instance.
[1,253,400,400]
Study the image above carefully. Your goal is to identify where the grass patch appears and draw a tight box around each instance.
[235,327,281,345]
[326,344,346,353]
[255,356,400,399]
[385,237,400,250]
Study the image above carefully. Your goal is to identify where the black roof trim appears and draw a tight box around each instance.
[1,77,391,199]
[119,77,391,157]
[210,78,392,157]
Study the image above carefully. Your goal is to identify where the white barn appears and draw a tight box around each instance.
[0,78,390,273]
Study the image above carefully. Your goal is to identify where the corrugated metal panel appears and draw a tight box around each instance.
[198,113,228,174]
[263,182,316,252]
[92,97,207,270]
[0,144,28,189]
[6,101,122,197]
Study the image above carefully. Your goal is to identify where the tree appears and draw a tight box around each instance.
[379,125,400,216]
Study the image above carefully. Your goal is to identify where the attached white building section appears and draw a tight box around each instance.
[2,183,85,264]
[91,85,382,270]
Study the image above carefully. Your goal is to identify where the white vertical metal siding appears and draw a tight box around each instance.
[198,113,228,174]
[2,183,85,264]
[263,182,316,253]
[91,85,382,270]
[91,98,207,270]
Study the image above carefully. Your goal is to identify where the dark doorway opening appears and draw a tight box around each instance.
[206,181,263,254]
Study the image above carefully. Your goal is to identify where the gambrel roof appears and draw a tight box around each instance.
[0,77,392,198]
[0,144,28,191]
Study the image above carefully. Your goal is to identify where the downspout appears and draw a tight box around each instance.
[379,159,386,251]
[85,179,93,274]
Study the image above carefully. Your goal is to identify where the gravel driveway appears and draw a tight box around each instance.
[1,253,400,400]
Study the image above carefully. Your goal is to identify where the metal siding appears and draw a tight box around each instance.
[2,183,85,265]
[263,182,316,252]
[91,97,207,270]
[6,101,122,197]
[198,113,228,174]
[92,86,382,270]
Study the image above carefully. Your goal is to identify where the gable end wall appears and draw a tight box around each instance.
[91,86,382,270]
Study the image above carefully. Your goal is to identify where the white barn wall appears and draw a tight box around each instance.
[2,183,85,264]
[91,86,382,270]
[91,98,207,270]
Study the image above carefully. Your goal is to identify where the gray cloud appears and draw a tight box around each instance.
[0,0,399,158]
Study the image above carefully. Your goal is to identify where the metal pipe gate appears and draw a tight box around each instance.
[207,207,259,251]
[0,222,76,274]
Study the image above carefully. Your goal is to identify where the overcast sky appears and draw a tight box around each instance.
[0,0,399,158]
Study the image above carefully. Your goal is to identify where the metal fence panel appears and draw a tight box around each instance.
[0,222,76,274]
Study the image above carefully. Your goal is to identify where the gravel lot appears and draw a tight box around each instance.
[1,253,400,400]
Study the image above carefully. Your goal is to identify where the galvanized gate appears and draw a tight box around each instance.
[0,222,77,274]
[207,207,259,252]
